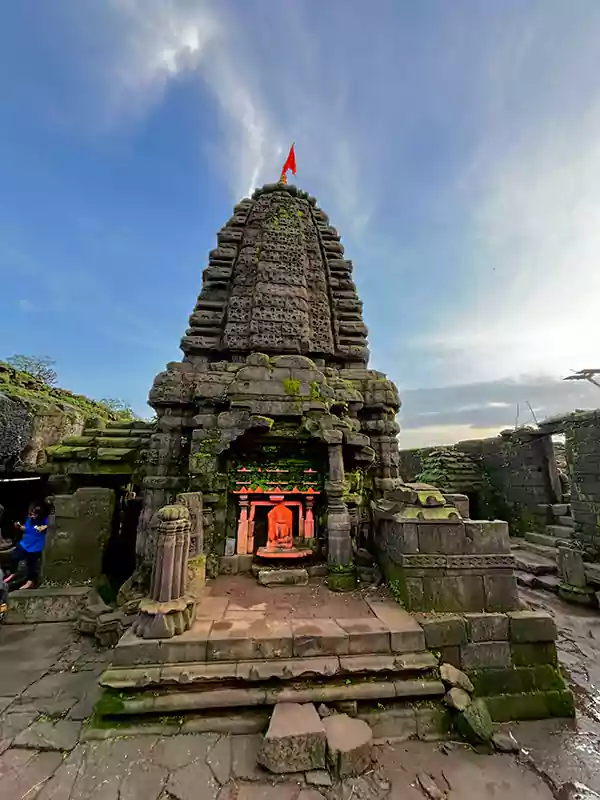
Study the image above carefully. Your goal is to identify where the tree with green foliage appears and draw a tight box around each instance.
[99,397,136,420]
[6,355,58,386]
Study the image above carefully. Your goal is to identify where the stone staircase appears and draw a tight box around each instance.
[512,502,600,595]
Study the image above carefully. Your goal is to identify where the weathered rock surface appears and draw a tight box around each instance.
[492,730,519,753]
[440,663,474,694]
[444,687,471,711]
[323,713,373,777]
[257,703,326,774]
[456,698,494,745]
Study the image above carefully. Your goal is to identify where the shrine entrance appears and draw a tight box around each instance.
[226,434,325,562]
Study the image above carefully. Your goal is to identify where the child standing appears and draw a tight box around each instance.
[3,501,51,590]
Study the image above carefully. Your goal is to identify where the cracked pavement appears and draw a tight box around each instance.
[1,588,600,799]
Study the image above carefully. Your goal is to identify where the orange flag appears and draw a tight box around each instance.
[279,144,296,184]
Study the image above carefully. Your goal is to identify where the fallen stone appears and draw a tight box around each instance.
[258,569,308,586]
[444,687,471,711]
[417,771,447,800]
[323,713,373,777]
[439,663,474,693]
[13,719,81,751]
[492,730,520,753]
[456,698,493,745]
[306,769,333,787]
[317,703,332,718]
[257,702,326,773]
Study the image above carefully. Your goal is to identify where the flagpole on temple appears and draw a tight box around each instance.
[279,143,296,184]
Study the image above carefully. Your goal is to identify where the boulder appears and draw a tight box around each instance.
[444,687,471,712]
[257,703,326,774]
[440,663,474,694]
[456,698,493,745]
[323,713,373,777]
[492,731,519,753]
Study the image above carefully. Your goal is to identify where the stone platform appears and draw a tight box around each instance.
[96,576,573,730]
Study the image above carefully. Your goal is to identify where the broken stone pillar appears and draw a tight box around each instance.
[258,703,327,773]
[132,505,196,639]
[176,491,205,599]
[323,713,373,777]
[557,545,594,605]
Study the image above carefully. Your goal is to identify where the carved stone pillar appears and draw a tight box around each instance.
[132,505,196,639]
[326,444,352,566]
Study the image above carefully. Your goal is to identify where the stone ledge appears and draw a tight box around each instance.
[5,586,95,624]
[101,650,438,689]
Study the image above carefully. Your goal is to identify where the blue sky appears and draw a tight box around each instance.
[1,0,599,445]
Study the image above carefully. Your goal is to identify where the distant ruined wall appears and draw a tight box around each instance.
[562,411,600,557]
[399,429,560,535]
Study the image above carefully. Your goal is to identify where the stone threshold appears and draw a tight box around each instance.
[102,675,446,715]
[101,650,437,689]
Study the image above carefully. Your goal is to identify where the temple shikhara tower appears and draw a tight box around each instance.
[138,180,402,587]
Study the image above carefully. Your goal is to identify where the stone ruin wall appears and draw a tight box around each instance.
[546,410,600,557]
[398,430,561,536]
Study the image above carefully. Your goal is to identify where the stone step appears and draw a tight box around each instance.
[551,504,570,518]
[512,541,558,561]
[524,531,564,549]
[113,603,426,667]
[101,650,438,690]
[513,550,557,576]
[558,516,575,529]
[102,675,446,716]
[515,571,560,594]
[546,525,574,539]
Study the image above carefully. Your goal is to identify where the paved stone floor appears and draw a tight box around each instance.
[1,588,600,799]
[203,574,384,620]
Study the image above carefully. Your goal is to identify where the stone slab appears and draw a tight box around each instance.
[195,597,229,619]
[461,641,511,669]
[257,702,326,773]
[244,619,294,659]
[357,706,417,741]
[13,720,81,751]
[335,617,390,654]
[291,619,349,657]
[159,619,213,663]
[514,551,557,576]
[365,600,426,653]
[258,568,309,586]
[5,587,94,624]
[207,619,257,661]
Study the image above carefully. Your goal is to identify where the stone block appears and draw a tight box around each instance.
[418,614,467,648]
[336,618,390,654]
[456,698,493,744]
[237,554,254,573]
[557,546,587,588]
[511,642,558,667]
[445,687,471,711]
[365,600,426,653]
[258,569,308,586]
[483,574,519,612]
[323,714,373,777]
[508,611,557,643]
[415,706,451,741]
[219,556,239,575]
[358,707,417,741]
[423,575,485,612]
[417,523,468,554]
[5,587,95,625]
[461,641,511,670]
[465,612,509,642]
[159,619,212,663]
[440,663,474,693]
[292,619,349,657]
[207,619,260,661]
[245,619,294,659]
[464,520,511,554]
[257,703,326,773]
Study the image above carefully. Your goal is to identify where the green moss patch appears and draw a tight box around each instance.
[485,690,575,722]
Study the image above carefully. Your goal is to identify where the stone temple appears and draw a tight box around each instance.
[27,182,573,733]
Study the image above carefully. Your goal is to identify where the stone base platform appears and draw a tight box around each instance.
[94,575,574,730]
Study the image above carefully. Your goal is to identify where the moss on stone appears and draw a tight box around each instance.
[283,378,301,396]
[484,690,575,722]
[327,564,357,592]
[469,665,565,697]
[511,642,558,667]
[93,689,127,717]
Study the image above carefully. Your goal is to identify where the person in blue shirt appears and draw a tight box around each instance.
[3,501,51,590]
